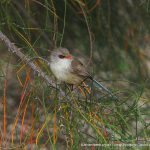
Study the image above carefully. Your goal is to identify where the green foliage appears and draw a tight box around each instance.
[0,0,149,149]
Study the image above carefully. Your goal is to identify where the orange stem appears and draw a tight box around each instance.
[82,82,91,94]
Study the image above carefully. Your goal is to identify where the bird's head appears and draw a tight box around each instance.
[50,47,73,62]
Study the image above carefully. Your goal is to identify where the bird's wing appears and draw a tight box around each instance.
[71,58,90,77]
[71,58,116,99]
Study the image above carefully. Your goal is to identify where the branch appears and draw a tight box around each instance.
[0,31,65,96]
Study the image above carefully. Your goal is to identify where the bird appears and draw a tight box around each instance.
[49,47,115,98]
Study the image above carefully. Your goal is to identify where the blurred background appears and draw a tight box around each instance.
[0,0,150,149]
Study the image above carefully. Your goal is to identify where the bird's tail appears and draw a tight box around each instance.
[92,79,117,99]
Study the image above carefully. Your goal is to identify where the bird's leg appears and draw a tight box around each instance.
[70,84,74,91]
[64,83,74,92]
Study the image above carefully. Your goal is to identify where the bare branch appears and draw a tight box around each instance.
[0,31,65,96]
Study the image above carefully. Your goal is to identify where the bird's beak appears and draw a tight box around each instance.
[65,55,72,59]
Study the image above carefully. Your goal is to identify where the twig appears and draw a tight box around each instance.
[0,31,65,97]
[13,0,53,47]
[80,5,93,66]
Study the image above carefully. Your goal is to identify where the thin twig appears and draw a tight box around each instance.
[13,0,53,47]
[80,5,93,66]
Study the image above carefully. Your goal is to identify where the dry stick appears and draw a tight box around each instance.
[0,31,65,97]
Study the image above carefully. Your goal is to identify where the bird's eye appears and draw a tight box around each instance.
[58,55,65,59]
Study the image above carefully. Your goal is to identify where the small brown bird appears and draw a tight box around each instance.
[50,47,114,96]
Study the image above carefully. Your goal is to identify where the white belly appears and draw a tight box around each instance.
[50,59,82,84]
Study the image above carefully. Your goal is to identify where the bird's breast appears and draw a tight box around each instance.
[50,59,83,84]
[50,59,71,81]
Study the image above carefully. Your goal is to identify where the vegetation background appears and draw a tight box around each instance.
[0,0,149,149]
